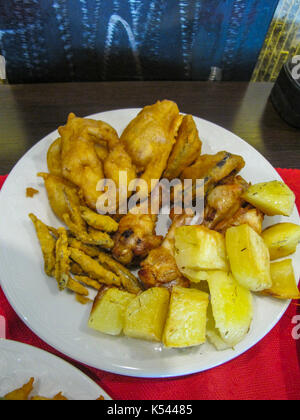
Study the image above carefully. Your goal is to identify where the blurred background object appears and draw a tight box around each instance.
[0,55,6,83]
[0,0,282,84]
[270,59,300,127]
[252,0,300,82]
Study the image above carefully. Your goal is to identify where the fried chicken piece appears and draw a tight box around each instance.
[164,115,202,180]
[178,151,246,203]
[203,176,249,229]
[138,210,195,290]
[121,100,183,201]
[112,211,163,266]
[214,205,264,235]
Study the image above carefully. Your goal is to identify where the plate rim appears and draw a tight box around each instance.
[0,108,298,379]
[0,338,111,399]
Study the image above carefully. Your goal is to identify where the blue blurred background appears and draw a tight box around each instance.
[0,0,282,83]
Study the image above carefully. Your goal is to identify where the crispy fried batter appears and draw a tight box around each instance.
[26,187,39,198]
[47,137,63,177]
[164,115,202,180]
[29,214,56,277]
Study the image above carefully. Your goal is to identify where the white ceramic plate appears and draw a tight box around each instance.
[0,109,299,378]
[0,339,111,400]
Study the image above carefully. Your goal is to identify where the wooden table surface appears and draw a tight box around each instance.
[0,81,299,175]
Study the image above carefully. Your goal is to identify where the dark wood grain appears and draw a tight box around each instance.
[0,81,299,174]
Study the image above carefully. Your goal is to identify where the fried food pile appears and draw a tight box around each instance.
[30,100,300,350]
[1,378,104,400]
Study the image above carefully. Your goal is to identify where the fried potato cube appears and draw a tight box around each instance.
[262,223,300,261]
[4,378,34,400]
[226,224,272,292]
[88,287,136,335]
[262,259,300,300]
[163,286,209,348]
[242,180,295,217]
[124,288,170,342]
[207,271,253,347]
[174,226,229,276]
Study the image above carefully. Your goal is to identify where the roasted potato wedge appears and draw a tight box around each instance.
[262,259,300,300]
[226,224,272,292]
[262,223,300,261]
[88,287,136,335]
[163,286,209,348]
[124,288,170,342]
[207,271,253,347]
[242,180,295,217]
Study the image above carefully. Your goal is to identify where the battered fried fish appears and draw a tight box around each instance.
[121,100,183,201]
[47,137,63,177]
[164,115,202,180]
[59,113,136,213]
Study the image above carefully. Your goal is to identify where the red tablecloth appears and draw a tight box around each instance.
[0,169,300,401]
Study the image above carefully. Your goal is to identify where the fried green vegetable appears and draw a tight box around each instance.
[38,172,80,223]
[80,205,119,232]
[74,275,102,290]
[67,276,89,296]
[29,214,56,277]
[55,228,71,291]
[63,213,114,249]
[98,251,142,294]
[70,248,121,287]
